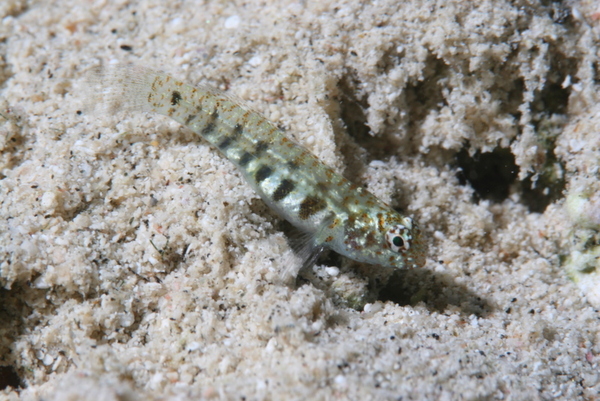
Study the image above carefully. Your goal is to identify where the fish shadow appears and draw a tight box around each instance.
[377,267,494,318]
[301,247,495,318]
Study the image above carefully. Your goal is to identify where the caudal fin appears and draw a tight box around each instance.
[83,64,161,115]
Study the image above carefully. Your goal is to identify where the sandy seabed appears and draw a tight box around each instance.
[1,0,600,400]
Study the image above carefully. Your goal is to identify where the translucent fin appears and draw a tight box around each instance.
[279,215,334,283]
[279,228,324,283]
[81,64,160,116]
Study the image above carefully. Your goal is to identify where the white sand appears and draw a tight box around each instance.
[1,0,600,399]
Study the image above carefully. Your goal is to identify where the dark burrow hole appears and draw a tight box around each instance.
[0,365,22,390]
[453,45,572,210]
[455,147,565,212]
[538,81,570,116]
[455,147,519,203]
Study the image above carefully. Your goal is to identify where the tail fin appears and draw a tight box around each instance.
[83,64,161,116]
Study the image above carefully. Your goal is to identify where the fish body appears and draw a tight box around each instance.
[93,65,426,274]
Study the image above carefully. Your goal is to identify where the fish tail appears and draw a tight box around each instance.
[84,64,161,115]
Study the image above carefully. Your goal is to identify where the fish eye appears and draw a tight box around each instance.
[386,224,411,253]
[392,236,404,248]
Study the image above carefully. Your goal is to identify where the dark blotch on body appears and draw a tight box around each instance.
[233,124,243,135]
[299,196,327,220]
[171,91,182,106]
[201,122,215,136]
[219,123,243,149]
[255,165,273,182]
[273,179,295,202]
[218,136,235,150]
[239,152,253,167]
[255,141,269,154]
